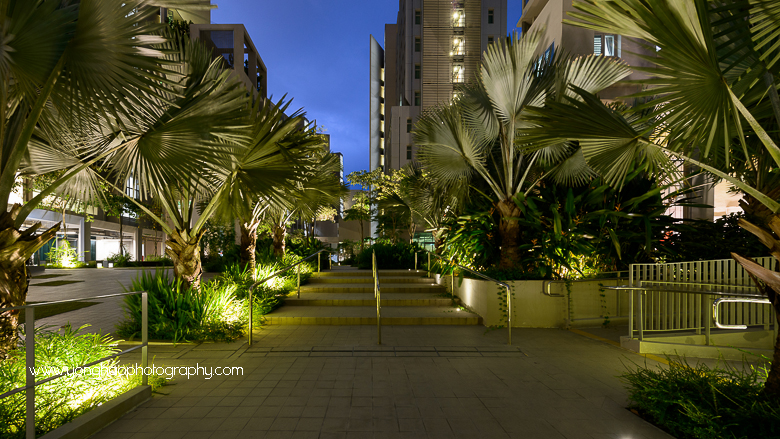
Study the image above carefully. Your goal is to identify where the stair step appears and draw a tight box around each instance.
[309,276,435,284]
[263,306,480,326]
[313,269,428,277]
[285,293,452,307]
[299,284,445,294]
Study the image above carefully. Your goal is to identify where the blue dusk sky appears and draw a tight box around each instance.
[213,1,523,178]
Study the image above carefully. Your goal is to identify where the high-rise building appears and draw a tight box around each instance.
[370,0,507,173]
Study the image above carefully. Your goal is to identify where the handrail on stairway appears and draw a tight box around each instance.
[373,250,382,345]
[247,249,333,346]
[417,250,513,345]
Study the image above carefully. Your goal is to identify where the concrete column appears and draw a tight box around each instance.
[135,227,144,262]
[80,221,91,262]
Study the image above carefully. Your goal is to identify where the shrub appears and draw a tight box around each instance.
[659,213,768,262]
[107,252,132,267]
[0,325,166,438]
[623,356,780,439]
[356,242,421,269]
[116,270,247,343]
[44,241,85,268]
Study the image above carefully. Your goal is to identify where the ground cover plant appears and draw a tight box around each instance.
[623,356,779,439]
[0,325,166,438]
[356,242,421,269]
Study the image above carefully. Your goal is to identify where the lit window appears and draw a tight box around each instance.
[407,118,412,132]
[415,64,421,79]
[126,176,139,199]
[406,145,413,160]
[414,91,420,106]
[453,64,464,83]
[594,35,620,57]
[452,9,465,27]
[415,37,421,52]
[488,9,494,24]
[451,37,464,56]
[415,10,421,25]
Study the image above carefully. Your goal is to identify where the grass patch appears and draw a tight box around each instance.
[623,355,780,439]
[0,325,167,438]
[33,280,84,287]
[31,274,69,280]
[18,301,99,324]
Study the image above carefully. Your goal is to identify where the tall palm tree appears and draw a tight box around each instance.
[0,0,212,358]
[413,31,632,269]
[523,0,780,397]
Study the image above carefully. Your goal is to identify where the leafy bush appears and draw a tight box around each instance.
[116,270,247,343]
[659,213,767,262]
[623,356,779,439]
[45,241,84,268]
[107,252,132,267]
[356,242,421,269]
[0,325,166,438]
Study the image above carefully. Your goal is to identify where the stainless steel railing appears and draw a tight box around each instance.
[0,292,149,439]
[247,249,332,346]
[420,251,513,345]
[373,250,381,345]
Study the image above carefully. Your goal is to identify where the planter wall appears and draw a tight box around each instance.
[436,275,626,328]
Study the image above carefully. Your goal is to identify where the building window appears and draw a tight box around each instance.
[488,36,494,45]
[414,64,421,79]
[414,91,420,106]
[415,9,421,25]
[452,8,465,27]
[451,37,464,56]
[453,63,464,83]
[415,37,421,52]
[594,34,621,57]
[407,145,413,160]
[488,9,494,24]
[407,118,412,132]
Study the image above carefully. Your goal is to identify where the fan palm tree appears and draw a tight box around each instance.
[523,0,780,397]
[213,98,333,277]
[413,30,632,269]
[0,0,213,358]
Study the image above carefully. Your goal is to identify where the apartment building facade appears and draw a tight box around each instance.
[370,0,507,173]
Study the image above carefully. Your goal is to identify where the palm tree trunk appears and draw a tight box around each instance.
[0,205,59,359]
[272,225,286,257]
[496,199,522,270]
[240,220,259,279]
[165,229,205,291]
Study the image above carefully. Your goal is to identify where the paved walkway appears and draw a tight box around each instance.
[27,268,678,438]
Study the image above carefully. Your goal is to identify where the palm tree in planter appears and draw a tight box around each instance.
[217,104,343,275]
[523,0,780,397]
[0,0,215,358]
[413,31,632,269]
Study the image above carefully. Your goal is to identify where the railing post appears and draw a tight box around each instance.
[141,293,148,386]
[25,307,35,439]
[705,293,711,345]
[415,252,418,271]
[297,263,301,299]
[507,285,512,345]
[248,285,253,347]
[638,291,645,341]
[317,252,321,273]
[427,252,431,278]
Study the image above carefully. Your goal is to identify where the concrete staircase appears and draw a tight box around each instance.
[263,266,481,325]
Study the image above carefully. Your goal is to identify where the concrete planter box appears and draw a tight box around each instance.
[435,275,626,328]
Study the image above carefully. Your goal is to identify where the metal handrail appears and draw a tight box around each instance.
[604,285,765,299]
[713,297,772,329]
[542,276,628,298]
[247,249,332,346]
[0,291,148,439]
[421,250,513,345]
[373,251,381,345]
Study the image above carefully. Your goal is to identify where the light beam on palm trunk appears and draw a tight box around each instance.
[526,0,780,397]
[413,30,631,269]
